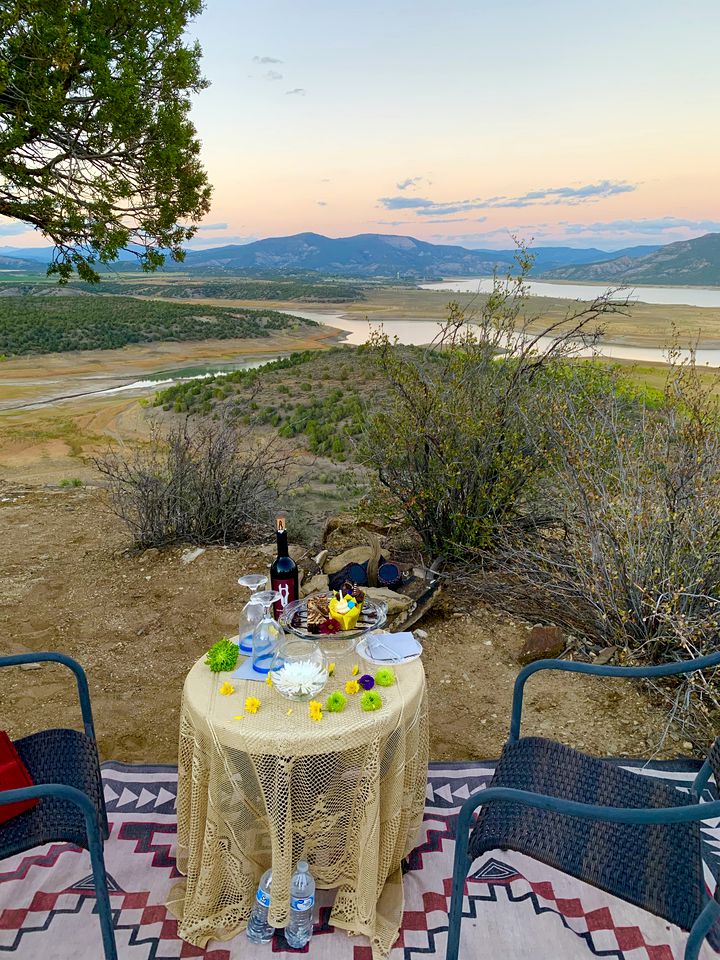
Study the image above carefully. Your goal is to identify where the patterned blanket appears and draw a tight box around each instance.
[0,761,717,959]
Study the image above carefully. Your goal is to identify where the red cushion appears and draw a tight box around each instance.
[0,731,38,825]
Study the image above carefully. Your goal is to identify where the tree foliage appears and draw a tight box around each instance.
[0,0,211,281]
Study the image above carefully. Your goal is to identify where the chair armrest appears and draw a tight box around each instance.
[0,782,104,833]
[0,653,96,741]
[509,650,720,741]
[461,786,720,827]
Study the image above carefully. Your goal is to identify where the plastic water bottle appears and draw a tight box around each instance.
[285,861,315,949]
[246,868,274,944]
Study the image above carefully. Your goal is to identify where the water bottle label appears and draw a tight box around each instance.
[291,895,314,911]
[256,888,271,907]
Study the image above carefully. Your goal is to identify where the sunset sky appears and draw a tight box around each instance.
[3,0,720,251]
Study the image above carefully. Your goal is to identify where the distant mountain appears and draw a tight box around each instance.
[0,234,665,281]
[168,232,656,280]
[0,252,44,271]
[546,233,720,286]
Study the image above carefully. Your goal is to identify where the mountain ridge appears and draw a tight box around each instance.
[546,233,720,286]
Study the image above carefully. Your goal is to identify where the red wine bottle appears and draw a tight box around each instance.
[270,516,298,619]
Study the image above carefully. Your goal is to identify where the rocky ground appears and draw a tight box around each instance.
[0,483,690,764]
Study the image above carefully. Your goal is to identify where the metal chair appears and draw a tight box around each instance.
[447,651,720,960]
[0,653,118,960]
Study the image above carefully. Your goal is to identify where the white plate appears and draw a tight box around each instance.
[356,636,423,665]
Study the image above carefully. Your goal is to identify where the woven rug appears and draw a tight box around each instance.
[1,761,718,959]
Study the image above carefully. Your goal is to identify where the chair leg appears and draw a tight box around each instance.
[446,797,477,960]
[87,826,118,960]
[685,899,720,960]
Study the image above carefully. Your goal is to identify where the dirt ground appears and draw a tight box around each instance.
[0,484,690,764]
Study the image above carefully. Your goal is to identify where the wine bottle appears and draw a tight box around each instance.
[270,516,298,619]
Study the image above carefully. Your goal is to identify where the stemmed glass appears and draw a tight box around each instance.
[237,574,269,654]
[252,590,284,675]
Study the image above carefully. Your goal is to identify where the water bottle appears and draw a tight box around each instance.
[246,868,274,944]
[285,861,315,949]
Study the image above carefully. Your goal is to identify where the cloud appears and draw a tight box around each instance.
[317,201,328,207]
[196,222,228,232]
[561,217,720,235]
[373,219,417,226]
[397,176,423,191]
[286,87,306,96]
[0,220,35,237]
[378,181,637,216]
[320,178,331,183]
[186,234,257,248]
[264,70,283,81]
[253,55,283,64]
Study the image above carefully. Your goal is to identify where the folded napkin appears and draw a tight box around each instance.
[364,632,422,662]
[231,657,269,683]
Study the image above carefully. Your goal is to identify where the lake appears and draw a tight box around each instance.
[419,277,720,308]
[289,310,720,367]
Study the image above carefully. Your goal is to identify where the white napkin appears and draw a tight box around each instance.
[365,632,422,662]
[231,657,270,683]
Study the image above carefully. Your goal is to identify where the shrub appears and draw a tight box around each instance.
[94,415,295,548]
[363,249,628,557]
[493,355,720,742]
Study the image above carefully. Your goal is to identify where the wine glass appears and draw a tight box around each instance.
[237,574,269,654]
[270,639,328,702]
[252,590,284,675]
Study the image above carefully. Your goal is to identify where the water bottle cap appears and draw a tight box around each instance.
[297,860,309,872]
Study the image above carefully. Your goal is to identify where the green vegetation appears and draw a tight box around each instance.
[59,478,83,488]
[77,278,366,302]
[154,347,385,457]
[0,297,314,356]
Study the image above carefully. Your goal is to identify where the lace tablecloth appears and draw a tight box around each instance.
[167,653,429,958]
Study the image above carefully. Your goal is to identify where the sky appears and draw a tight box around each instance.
[3,0,720,251]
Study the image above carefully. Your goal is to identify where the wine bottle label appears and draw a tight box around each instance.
[256,888,271,907]
[272,577,297,618]
[290,895,314,911]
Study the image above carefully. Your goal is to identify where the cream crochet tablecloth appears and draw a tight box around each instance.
[167,653,429,958]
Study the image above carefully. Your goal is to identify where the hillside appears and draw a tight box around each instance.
[0,234,658,280]
[0,296,315,356]
[547,233,720,286]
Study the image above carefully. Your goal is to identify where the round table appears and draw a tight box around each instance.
[167,652,429,958]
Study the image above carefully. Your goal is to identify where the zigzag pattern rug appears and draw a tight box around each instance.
[1,761,718,959]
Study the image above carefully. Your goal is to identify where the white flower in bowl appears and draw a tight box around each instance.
[271,659,328,699]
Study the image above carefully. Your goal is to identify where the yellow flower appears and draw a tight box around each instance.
[245,696,261,714]
[345,679,360,695]
[266,673,273,686]
[308,700,323,721]
[233,715,245,720]
[351,664,359,676]
[328,662,336,676]
[287,708,293,716]
[219,682,235,696]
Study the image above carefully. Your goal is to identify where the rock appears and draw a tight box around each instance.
[20,662,42,671]
[181,547,205,564]
[414,628,428,640]
[593,645,619,665]
[518,624,565,665]
[313,549,328,569]
[143,548,160,561]
[300,574,329,597]
[325,546,373,574]
[363,586,412,617]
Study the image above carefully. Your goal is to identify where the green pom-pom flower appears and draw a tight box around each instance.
[205,637,239,673]
[325,690,347,712]
[374,668,396,687]
[361,690,383,712]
